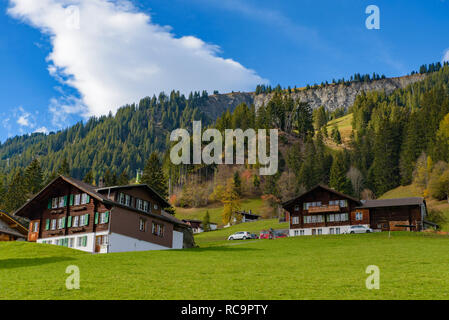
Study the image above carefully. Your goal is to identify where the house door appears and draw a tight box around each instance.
[95,236,102,253]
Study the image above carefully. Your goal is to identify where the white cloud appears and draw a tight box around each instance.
[34,126,49,134]
[7,0,266,120]
[16,107,34,127]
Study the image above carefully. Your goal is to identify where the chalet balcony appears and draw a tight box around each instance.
[307,205,341,213]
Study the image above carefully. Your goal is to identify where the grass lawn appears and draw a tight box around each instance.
[194,219,288,244]
[1,232,449,300]
[175,198,264,225]
[323,113,353,150]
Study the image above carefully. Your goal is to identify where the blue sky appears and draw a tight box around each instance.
[0,0,448,142]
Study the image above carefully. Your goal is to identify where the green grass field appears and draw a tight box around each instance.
[323,113,353,149]
[175,198,264,225]
[195,219,288,244]
[1,232,449,300]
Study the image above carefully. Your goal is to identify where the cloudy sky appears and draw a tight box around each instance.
[0,0,448,141]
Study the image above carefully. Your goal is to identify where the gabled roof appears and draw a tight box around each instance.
[282,184,362,208]
[0,210,28,236]
[357,197,425,209]
[14,175,173,223]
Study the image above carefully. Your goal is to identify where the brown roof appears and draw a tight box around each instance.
[0,210,28,236]
[282,184,362,208]
[358,197,425,209]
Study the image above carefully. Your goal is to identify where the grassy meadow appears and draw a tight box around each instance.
[175,198,264,225]
[1,231,449,300]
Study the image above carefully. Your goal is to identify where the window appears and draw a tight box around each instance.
[118,193,125,204]
[58,218,64,229]
[51,197,58,209]
[74,194,81,206]
[80,214,89,226]
[51,219,57,230]
[81,193,89,204]
[69,238,74,248]
[125,194,131,206]
[55,239,60,246]
[73,216,79,227]
[294,205,300,211]
[139,218,146,231]
[330,228,335,234]
[152,222,164,237]
[336,228,341,234]
[303,216,311,224]
[137,199,143,211]
[340,200,348,207]
[317,229,322,235]
[294,230,299,236]
[58,196,65,208]
[355,212,363,221]
[303,202,322,210]
[154,204,158,210]
[100,212,108,224]
[300,230,305,236]
[143,201,149,212]
[292,216,299,225]
[32,222,39,233]
[77,236,87,247]
[341,213,349,221]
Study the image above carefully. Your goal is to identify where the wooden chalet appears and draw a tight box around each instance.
[0,210,28,241]
[14,175,192,253]
[182,219,218,233]
[282,184,428,236]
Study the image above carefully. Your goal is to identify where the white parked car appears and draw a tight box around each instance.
[345,225,373,234]
[228,231,252,240]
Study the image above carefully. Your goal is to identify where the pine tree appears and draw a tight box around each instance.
[57,158,70,176]
[24,158,43,195]
[329,153,352,195]
[141,152,168,199]
[117,171,129,185]
[233,171,242,196]
[83,170,94,184]
[202,211,211,232]
[4,169,27,213]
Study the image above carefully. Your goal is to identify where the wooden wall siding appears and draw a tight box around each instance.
[370,206,422,231]
[36,181,111,240]
[110,206,173,248]
[350,209,370,225]
[0,233,16,241]
[103,188,163,215]
[288,187,359,229]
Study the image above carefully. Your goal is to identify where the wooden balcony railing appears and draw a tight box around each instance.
[307,205,341,213]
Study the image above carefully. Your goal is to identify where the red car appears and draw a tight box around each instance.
[259,230,272,239]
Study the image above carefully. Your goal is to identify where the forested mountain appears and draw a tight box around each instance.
[1,62,448,218]
[0,91,211,181]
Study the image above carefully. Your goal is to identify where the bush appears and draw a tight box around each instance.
[426,209,447,229]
